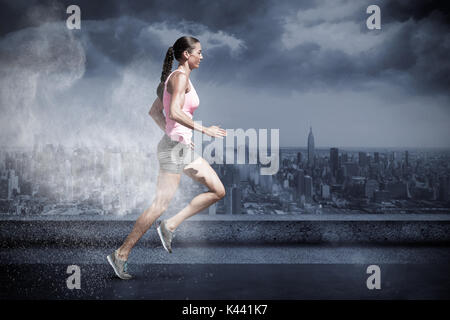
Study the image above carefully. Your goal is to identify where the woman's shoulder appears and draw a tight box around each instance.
[166,70,190,92]
[169,70,188,82]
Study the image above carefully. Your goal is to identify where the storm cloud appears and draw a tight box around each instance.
[0,0,449,148]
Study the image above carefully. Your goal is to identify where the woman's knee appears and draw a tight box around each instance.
[214,185,226,200]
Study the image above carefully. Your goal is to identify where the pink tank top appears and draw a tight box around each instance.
[163,69,200,145]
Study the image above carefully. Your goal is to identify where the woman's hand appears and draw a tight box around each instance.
[204,125,227,138]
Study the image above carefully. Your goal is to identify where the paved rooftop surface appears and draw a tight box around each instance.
[1,213,450,221]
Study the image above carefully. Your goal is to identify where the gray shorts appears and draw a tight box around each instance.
[157,134,202,174]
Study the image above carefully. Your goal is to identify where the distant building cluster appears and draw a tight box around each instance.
[1,129,450,216]
[276,128,450,214]
[0,140,161,216]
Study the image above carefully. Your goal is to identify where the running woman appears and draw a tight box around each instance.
[107,36,227,279]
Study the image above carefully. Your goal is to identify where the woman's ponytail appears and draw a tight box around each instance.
[156,46,174,101]
[156,37,199,101]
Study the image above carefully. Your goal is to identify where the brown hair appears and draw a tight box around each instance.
[156,36,200,101]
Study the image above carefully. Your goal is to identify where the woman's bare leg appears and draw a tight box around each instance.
[116,169,181,260]
[164,157,226,232]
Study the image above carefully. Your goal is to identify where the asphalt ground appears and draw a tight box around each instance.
[1,244,449,300]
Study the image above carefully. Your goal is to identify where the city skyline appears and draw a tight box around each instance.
[1,123,449,217]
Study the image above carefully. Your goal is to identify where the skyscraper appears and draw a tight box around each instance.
[224,186,233,214]
[342,153,348,163]
[0,177,8,199]
[321,183,330,199]
[307,127,315,167]
[330,148,339,177]
[391,152,397,163]
[223,166,234,187]
[297,152,302,165]
[232,187,242,214]
[7,169,19,200]
[343,162,359,178]
[209,202,217,215]
[296,169,305,198]
[304,175,313,202]
[359,152,368,167]
[365,179,379,199]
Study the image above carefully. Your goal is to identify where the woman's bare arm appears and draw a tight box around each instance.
[149,97,166,132]
[168,73,226,138]
[168,72,203,132]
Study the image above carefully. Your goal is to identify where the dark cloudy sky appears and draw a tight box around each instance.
[0,0,449,149]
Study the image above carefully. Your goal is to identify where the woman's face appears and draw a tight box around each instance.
[186,42,203,69]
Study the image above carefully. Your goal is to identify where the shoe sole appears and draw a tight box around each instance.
[157,225,172,253]
[107,254,131,280]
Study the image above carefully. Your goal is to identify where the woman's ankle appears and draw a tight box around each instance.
[116,248,128,261]
[164,219,177,232]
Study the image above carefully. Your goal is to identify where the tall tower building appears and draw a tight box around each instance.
[7,169,19,200]
[342,153,348,163]
[304,175,313,202]
[224,188,233,214]
[391,152,397,163]
[224,186,242,214]
[223,166,234,187]
[307,127,315,167]
[231,187,242,214]
[296,152,302,165]
[374,152,379,163]
[330,148,339,177]
[208,202,217,215]
[296,169,305,198]
[359,152,368,167]
[0,177,8,199]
